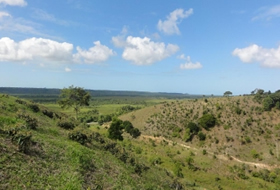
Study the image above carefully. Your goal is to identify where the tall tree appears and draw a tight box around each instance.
[58,85,91,119]
[223,91,232,97]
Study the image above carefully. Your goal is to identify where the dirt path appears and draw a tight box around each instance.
[140,135,279,170]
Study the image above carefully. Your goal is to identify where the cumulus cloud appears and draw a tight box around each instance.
[0,37,73,62]
[179,55,202,70]
[157,8,193,35]
[121,36,179,65]
[232,44,280,68]
[0,0,27,6]
[252,5,280,21]
[73,41,115,64]
[0,11,11,19]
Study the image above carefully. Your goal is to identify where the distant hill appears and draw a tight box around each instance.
[0,87,202,102]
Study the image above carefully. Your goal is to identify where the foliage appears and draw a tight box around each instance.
[198,114,216,130]
[58,85,91,119]
[98,114,112,125]
[17,113,38,130]
[11,131,32,153]
[223,91,232,97]
[123,120,134,133]
[57,120,75,130]
[68,131,88,145]
[129,128,141,138]
[263,96,274,111]
[27,103,40,112]
[198,131,206,141]
[108,118,124,141]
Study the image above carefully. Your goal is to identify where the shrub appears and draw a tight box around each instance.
[198,114,216,130]
[198,131,206,141]
[186,122,200,134]
[123,120,134,133]
[68,131,88,145]
[11,131,32,153]
[235,107,242,115]
[28,103,40,113]
[263,96,274,111]
[108,118,123,141]
[17,113,38,130]
[129,128,141,138]
[57,120,75,130]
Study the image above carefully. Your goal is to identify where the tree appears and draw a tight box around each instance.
[108,118,124,141]
[223,91,232,97]
[58,85,91,119]
[263,96,274,111]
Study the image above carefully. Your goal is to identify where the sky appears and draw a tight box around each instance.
[0,0,280,95]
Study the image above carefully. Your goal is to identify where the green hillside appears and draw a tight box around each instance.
[0,94,177,189]
[2,92,280,189]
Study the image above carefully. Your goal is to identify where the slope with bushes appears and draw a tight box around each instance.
[0,94,178,189]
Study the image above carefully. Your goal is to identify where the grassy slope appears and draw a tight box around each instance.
[0,94,176,189]
[120,96,280,189]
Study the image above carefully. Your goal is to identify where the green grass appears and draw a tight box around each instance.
[2,93,280,189]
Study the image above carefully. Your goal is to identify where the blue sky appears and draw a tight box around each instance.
[0,0,280,95]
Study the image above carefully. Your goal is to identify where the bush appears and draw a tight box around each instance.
[198,131,206,141]
[57,120,75,130]
[123,120,134,133]
[11,131,32,153]
[129,128,141,138]
[263,96,274,111]
[186,122,200,134]
[17,113,38,130]
[28,103,40,113]
[108,119,123,140]
[68,131,88,145]
[198,114,216,130]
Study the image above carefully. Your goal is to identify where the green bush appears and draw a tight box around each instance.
[108,118,123,141]
[198,114,216,130]
[57,120,75,130]
[263,96,274,111]
[28,103,40,113]
[68,131,88,145]
[17,113,38,130]
[129,128,141,138]
[198,131,206,141]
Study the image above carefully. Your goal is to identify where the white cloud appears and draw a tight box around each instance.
[157,8,193,35]
[73,41,115,64]
[112,26,128,48]
[65,67,71,72]
[0,11,11,19]
[232,44,280,68]
[0,37,73,62]
[252,5,280,21]
[179,55,202,70]
[0,0,27,6]
[121,36,179,65]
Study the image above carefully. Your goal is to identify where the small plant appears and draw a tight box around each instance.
[202,149,207,155]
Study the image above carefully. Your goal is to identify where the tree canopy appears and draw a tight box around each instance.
[58,85,91,119]
[223,91,232,97]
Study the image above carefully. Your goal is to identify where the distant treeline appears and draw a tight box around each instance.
[0,87,202,103]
